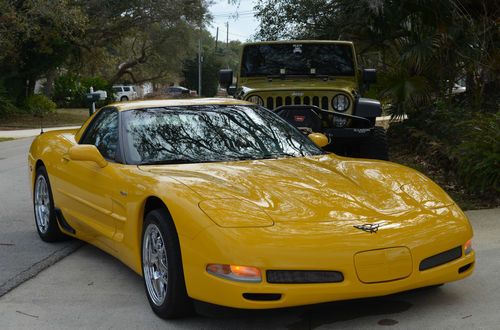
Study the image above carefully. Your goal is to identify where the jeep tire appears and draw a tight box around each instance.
[356,126,389,160]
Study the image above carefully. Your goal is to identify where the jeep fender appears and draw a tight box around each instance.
[355,98,381,118]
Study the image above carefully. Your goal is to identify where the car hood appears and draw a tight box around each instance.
[139,154,457,228]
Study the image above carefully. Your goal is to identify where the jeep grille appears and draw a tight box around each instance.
[246,91,350,112]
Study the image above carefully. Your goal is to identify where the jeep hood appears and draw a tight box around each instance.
[238,77,358,93]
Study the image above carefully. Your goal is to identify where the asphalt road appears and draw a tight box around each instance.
[0,137,499,329]
[0,138,81,296]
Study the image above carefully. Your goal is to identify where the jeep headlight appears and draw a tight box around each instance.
[332,94,350,112]
[247,95,264,106]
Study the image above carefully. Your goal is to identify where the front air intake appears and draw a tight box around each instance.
[419,246,462,271]
[242,293,281,301]
[266,270,344,284]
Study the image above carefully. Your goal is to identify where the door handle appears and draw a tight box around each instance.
[62,154,71,162]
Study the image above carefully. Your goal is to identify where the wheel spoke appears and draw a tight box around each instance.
[158,253,168,274]
[142,223,169,306]
[34,175,50,234]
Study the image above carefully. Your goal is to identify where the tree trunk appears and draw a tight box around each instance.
[44,70,56,96]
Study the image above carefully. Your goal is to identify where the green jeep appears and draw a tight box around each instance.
[219,40,388,160]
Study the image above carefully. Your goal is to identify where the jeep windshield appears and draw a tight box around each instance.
[241,43,355,77]
[123,105,325,165]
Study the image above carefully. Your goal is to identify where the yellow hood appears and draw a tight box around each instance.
[139,154,457,227]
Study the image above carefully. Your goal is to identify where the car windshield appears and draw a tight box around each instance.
[241,43,355,77]
[123,105,325,165]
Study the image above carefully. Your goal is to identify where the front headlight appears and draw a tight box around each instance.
[207,264,262,282]
[332,94,350,111]
[247,95,264,106]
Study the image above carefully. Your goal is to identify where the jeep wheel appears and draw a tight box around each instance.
[120,96,129,102]
[357,126,389,160]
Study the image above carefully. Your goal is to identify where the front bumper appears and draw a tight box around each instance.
[180,224,475,309]
[324,127,373,138]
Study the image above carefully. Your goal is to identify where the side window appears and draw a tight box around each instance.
[113,87,122,93]
[80,109,119,161]
[123,86,131,92]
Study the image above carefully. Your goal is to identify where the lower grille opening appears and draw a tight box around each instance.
[267,270,344,284]
[419,246,462,271]
[242,293,281,301]
[459,262,473,273]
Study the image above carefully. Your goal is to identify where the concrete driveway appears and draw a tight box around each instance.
[0,138,81,297]
[0,209,499,329]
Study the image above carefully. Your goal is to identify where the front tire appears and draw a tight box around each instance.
[33,166,64,242]
[357,126,389,160]
[141,209,192,319]
[120,96,129,101]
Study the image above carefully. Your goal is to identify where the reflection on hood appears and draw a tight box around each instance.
[141,154,454,225]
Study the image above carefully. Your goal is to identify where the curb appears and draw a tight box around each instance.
[0,241,84,297]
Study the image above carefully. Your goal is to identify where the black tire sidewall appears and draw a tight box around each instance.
[141,209,192,319]
[33,166,63,242]
[358,126,389,160]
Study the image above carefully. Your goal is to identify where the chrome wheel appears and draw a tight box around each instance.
[143,223,168,306]
[34,175,50,234]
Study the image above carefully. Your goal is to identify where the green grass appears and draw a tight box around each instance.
[0,108,89,129]
[0,137,15,142]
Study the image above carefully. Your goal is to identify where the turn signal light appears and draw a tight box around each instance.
[207,264,261,282]
[464,239,473,255]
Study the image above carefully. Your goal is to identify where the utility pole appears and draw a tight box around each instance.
[198,37,202,96]
[215,27,219,51]
[226,21,229,46]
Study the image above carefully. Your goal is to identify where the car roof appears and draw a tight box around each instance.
[108,98,254,111]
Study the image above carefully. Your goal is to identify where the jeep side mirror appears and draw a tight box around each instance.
[362,69,377,84]
[219,69,233,89]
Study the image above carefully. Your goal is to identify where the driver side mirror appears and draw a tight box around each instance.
[362,69,377,85]
[68,145,108,168]
[308,133,329,148]
[219,69,233,89]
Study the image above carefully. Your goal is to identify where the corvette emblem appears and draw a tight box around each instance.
[354,223,380,233]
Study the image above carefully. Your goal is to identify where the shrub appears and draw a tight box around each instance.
[453,113,500,194]
[53,73,83,107]
[388,107,499,196]
[25,94,57,117]
[0,79,18,117]
[53,74,112,107]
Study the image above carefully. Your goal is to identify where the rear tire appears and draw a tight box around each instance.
[120,96,129,101]
[33,166,64,242]
[141,209,193,319]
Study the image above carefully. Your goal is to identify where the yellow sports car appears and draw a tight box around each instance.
[28,98,474,319]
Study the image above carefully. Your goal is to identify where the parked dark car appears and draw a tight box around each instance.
[165,86,190,96]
